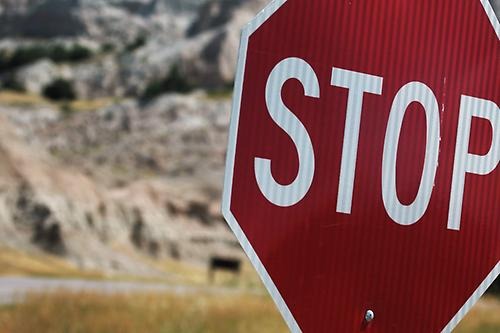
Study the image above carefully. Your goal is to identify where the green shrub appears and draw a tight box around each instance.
[163,65,192,93]
[206,80,234,99]
[1,74,25,92]
[0,44,93,73]
[8,46,48,68]
[42,79,76,101]
[46,45,67,63]
[0,50,10,72]
[65,44,93,62]
[141,80,164,101]
[47,44,93,63]
[101,43,116,53]
[125,35,146,52]
[142,65,193,100]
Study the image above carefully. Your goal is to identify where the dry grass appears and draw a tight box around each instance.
[0,91,49,107]
[0,291,288,333]
[0,247,101,279]
[0,291,497,333]
[0,245,262,289]
[455,296,500,333]
[0,247,497,332]
[155,258,264,290]
[66,98,114,112]
[0,91,113,112]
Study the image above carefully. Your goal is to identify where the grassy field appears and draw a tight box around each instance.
[0,291,497,333]
[0,292,288,333]
[0,245,264,288]
[0,247,102,279]
[0,247,498,332]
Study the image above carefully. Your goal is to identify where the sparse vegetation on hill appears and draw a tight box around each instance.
[42,78,76,101]
[142,65,193,100]
[0,74,25,92]
[125,35,147,52]
[0,44,94,73]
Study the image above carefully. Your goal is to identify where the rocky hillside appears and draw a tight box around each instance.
[0,0,265,98]
[0,0,268,276]
[0,93,238,276]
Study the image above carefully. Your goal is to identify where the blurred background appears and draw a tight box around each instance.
[0,0,497,332]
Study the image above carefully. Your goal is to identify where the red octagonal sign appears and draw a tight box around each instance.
[222,0,499,332]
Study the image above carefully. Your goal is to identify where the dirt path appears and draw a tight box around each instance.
[0,277,239,305]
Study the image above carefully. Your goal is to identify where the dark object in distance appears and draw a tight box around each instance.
[43,79,76,101]
[208,256,241,283]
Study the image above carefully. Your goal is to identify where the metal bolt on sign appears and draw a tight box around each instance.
[365,310,375,323]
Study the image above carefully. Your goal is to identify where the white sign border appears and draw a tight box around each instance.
[221,1,500,332]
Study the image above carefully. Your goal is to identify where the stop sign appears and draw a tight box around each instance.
[222,0,499,332]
